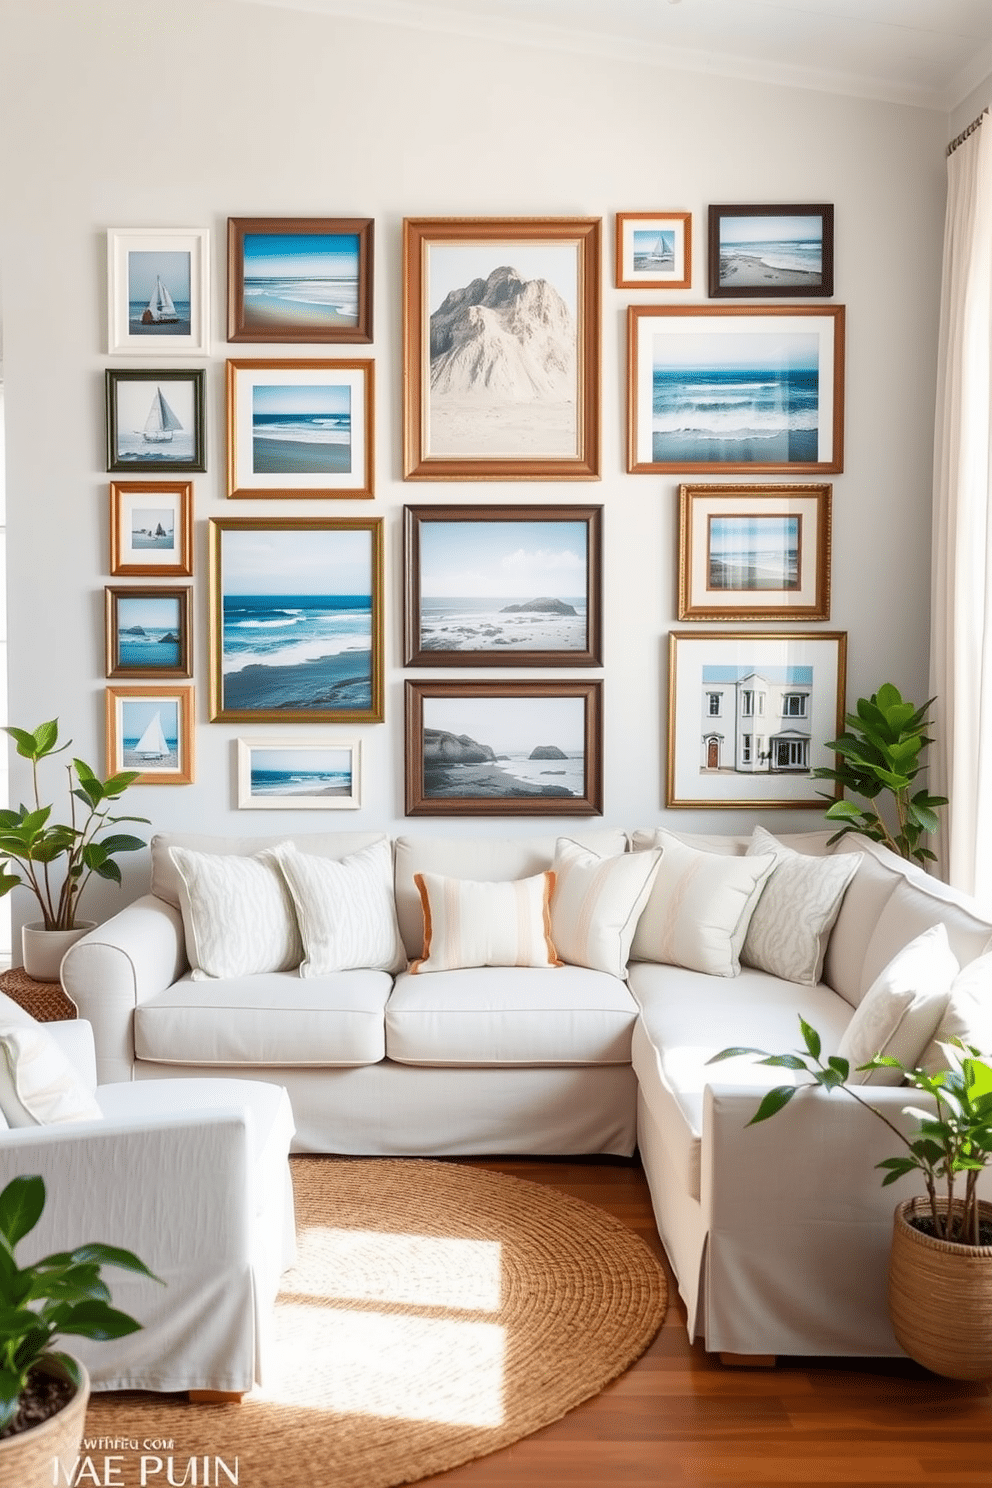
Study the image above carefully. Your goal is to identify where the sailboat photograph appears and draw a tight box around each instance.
[141,386,183,444]
[141,276,179,324]
[107,369,204,472]
[112,690,190,782]
[134,710,169,759]
[126,248,192,337]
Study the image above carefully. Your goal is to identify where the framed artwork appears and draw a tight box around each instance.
[236,737,361,810]
[105,585,192,679]
[227,217,373,343]
[708,204,834,298]
[226,358,373,499]
[106,228,210,355]
[615,212,691,289]
[109,481,193,577]
[403,504,603,667]
[627,305,845,475]
[403,216,601,480]
[106,369,206,474]
[678,483,831,621]
[208,516,384,724]
[105,685,195,785]
[405,679,603,817]
[666,630,847,809]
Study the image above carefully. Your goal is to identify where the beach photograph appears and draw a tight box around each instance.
[110,480,192,578]
[707,513,800,590]
[240,228,361,336]
[212,520,382,722]
[616,212,691,290]
[710,206,832,296]
[238,739,359,809]
[633,229,674,273]
[127,248,192,337]
[108,588,189,677]
[107,371,204,472]
[420,693,588,803]
[119,697,181,772]
[252,381,352,475]
[130,506,175,552]
[228,361,372,496]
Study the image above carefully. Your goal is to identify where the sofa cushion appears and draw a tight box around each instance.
[134,970,392,1067]
[837,924,958,1085]
[858,864,992,1003]
[411,870,560,972]
[549,838,661,977]
[921,951,992,1072]
[385,965,638,1066]
[820,844,901,1007]
[741,826,862,985]
[273,838,407,976]
[170,845,303,980]
[0,1018,103,1127]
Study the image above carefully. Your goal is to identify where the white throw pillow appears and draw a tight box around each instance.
[630,829,776,977]
[837,923,959,1085]
[549,838,661,978]
[170,844,303,980]
[274,838,407,976]
[919,950,992,1073]
[741,825,863,985]
[0,1019,102,1127]
[411,870,560,973]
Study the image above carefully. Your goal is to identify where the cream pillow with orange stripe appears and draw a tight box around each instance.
[550,838,663,978]
[412,871,561,973]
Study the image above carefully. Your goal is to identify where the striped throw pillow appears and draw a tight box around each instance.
[550,839,662,978]
[411,871,561,973]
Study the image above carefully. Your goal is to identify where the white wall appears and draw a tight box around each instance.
[0,0,949,927]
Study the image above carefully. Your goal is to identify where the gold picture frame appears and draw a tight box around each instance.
[109,480,193,577]
[105,685,195,785]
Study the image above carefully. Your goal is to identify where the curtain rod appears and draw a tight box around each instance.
[948,108,988,157]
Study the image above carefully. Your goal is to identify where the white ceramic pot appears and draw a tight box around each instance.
[0,1356,89,1488]
[20,923,95,983]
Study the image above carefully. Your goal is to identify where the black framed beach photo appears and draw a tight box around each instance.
[109,481,193,577]
[226,359,373,499]
[208,517,384,724]
[106,369,206,474]
[105,586,192,679]
[615,212,692,290]
[236,737,361,810]
[405,679,603,817]
[666,630,847,809]
[107,228,210,355]
[227,217,373,343]
[627,305,845,475]
[403,217,601,480]
[105,685,194,785]
[678,483,831,621]
[708,204,834,298]
[403,504,603,667]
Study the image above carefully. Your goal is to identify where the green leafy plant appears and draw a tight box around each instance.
[708,1020,992,1246]
[811,682,947,866]
[0,720,148,931]
[0,1173,161,1432]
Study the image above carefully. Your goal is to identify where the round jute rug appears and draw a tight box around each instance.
[83,1156,667,1488]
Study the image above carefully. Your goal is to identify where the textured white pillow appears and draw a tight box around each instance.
[741,825,863,985]
[550,838,661,978]
[630,829,776,976]
[0,1019,103,1127]
[170,844,303,980]
[837,923,959,1085]
[919,951,992,1073]
[275,838,407,976]
[411,870,560,973]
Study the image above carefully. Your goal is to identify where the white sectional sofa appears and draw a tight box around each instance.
[59,823,992,1364]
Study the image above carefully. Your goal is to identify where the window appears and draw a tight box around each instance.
[773,738,809,770]
[782,692,809,717]
[741,690,754,716]
[706,692,721,716]
[741,734,752,763]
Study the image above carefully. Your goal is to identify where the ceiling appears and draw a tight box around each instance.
[238,0,992,111]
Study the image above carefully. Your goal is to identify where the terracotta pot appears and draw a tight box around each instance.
[0,1355,89,1488]
[20,923,95,983]
[889,1195,992,1379]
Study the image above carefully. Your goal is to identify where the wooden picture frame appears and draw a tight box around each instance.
[403,216,601,480]
[208,516,384,724]
[109,481,193,577]
[615,211,691,289]
[678,483,831,621]
[105,585,192,679]
[708,203,834,298]
[236,737,362,810]
[107,227,210,356]
[666,630,847,809]
[628,304,844,475]
[106,684,195,785]
[227,217,373,343]
[405,679,603,817]
[106,368,206,474]
[226,358,374,499]
[403,504,603,667]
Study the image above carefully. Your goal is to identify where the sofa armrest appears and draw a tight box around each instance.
[44,1019,98,1091]
[60,894,187,1084]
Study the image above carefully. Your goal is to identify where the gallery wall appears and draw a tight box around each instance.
[0,0,950,926]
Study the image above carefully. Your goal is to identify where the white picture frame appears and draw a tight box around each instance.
[236,737,362,809]
[107,228,210,356]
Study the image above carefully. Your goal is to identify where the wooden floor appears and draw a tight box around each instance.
[414,1157,992,1488]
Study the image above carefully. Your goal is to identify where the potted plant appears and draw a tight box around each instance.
[811,682,947,866]
[709,1022,992,1378]
[0,1172,160,1488]
[0,720,148,981]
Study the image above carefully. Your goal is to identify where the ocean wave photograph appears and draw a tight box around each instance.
[252,381,352,475]
[239,228,361,335]
[419,692,587,803]
[714,209,829,293]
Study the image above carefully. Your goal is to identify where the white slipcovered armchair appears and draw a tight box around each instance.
[0,1006,296,1398]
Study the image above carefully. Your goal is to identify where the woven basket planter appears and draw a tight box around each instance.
[0,1356,89,1488]
[889,1196,992,1380]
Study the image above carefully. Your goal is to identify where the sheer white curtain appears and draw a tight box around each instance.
[930,114,992,907]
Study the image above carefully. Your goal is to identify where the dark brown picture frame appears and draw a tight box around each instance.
[105,585,192,679]
[106,368,206,474]
[403,504,603,667]
[405,679,603,817]
[227,216,374,343]
[708,203,834,298]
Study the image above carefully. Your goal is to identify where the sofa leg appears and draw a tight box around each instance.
[718,1352,776,1368]
[189,1389,246,1404]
